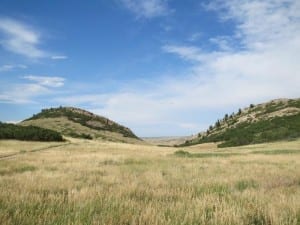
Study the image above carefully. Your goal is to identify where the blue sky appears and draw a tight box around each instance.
[0,0,299,137]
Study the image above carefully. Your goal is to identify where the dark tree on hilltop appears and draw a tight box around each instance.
[215,120,221,128]
[224,114,229,121]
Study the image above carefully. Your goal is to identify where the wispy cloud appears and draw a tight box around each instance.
[209,36,233,51]
[120,0,172,18]
[51,55,68,60]
[162,45,204,62]
[0,75,65,104]
[204,0,300,50]
[0,83,50,104]
[0,18,48,58]
[0,18,67,60]
[188,32,202,42]
[161,0,300,106]
[0,64,27,72]
[23,75,65,88]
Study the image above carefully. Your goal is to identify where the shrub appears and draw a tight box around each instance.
[0,122,64,142]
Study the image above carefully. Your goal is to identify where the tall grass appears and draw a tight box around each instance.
[0,139,299,224]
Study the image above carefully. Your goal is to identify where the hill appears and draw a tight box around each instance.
[0,122,64,142]
[20,107,141,144]
[178,98,300,147]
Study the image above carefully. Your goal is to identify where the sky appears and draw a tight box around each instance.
[0,0,299,137]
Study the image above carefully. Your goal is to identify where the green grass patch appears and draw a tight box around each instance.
[44,166,58,171]
[193,183,231,197]
[174,150,241,158]
[14,165,37,173]
[99,159,121,166]
[244,209,272,225]
[0,164,37,176]
[251,149,300,155]
[123,158,149,165]
[174,150,192,157]
[235,179,258,191]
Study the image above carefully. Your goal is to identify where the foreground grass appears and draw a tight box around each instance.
[0,139,300,225]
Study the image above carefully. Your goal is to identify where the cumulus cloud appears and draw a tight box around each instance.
[120,0,171,18]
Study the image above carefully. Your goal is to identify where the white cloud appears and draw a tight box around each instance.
[0,75,65,104]
[204,0,300,50]
[0,64,27,72]
[162,45,204,62]
[209,36,233,51]
[0,83,50,104]
[76,0,299,136]
[23,75,65,88]
[0,18,66,60]
[188,32,202,42]
[120,0,171,18]
[51,55,68,60]
[3,0,299,136]
[0,18,47,58]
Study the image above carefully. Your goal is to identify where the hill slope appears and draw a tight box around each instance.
[20,107,141,144]
[179,98,300,147]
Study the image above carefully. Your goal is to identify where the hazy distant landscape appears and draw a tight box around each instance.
[1,0,300,224]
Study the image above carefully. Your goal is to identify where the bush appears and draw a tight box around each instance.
[68,132,93,140]
[0,122,64,142]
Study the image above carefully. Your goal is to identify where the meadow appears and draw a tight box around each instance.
[0,138,300,225]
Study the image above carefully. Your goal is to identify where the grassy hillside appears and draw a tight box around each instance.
[0,122,64,142]
[0,138,299,225]
[179,98,300,147]
[21,107,141,143]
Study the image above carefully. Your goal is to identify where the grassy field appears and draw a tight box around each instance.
[0,138,300,225]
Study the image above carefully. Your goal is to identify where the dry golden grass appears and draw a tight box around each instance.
[0,140,65,157]
[0,138,299,225]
